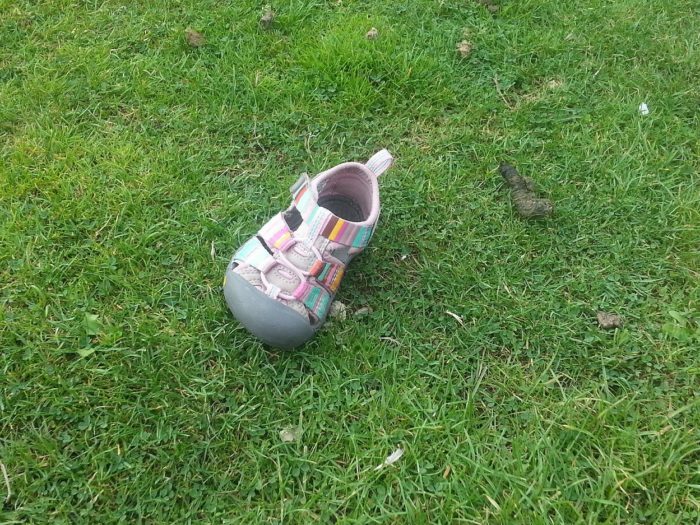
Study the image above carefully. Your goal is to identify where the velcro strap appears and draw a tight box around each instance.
[233,237,275,272]
[258,213,293,251]
[290,174,332,242]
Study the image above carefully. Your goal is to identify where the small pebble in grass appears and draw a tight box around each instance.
[354,306,373,317]
[366,27,379,40]
[260,7,276,29]
[185,28,205,47]
[457,40,472,58]
[329,301,347,321]
[279,426,301,443]
[546,78,564,90]
[597,311,624,329]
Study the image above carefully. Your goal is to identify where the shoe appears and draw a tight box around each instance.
[223,149,394,349]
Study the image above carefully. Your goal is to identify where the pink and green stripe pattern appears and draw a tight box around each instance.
[293,281,332,319]
[308,259,345,293]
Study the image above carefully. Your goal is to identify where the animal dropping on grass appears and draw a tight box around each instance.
[499,163,554,219]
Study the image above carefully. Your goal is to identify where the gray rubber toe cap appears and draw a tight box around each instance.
[224,269,315,350]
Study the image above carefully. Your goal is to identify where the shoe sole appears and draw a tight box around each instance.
[223,268,316,350]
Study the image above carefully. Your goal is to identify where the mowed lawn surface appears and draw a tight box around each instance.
[1,0,699,523]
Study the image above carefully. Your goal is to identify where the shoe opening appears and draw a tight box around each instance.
[317,164,374,222]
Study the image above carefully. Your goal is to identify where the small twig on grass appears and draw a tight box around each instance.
[1,461,11,502]
[446,310,464,325]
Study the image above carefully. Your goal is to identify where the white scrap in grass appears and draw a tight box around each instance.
[279,426,301,443]
[210,240,216,260]
[375,447,404,470]
[639,102,650,116]
[446,310,464,325]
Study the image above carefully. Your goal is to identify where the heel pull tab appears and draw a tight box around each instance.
[365,149,393,177]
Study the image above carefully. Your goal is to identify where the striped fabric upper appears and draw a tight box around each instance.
[230,149,393,324]
[233,236,274,272]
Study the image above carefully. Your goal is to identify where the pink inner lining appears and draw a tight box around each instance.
[313,162,379,224]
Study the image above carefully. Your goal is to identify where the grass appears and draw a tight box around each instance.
[1,0,699,522]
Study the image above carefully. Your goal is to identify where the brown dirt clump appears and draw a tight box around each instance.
[260,8,276,29]
[185,29,205,47]
[476,0,499,13]
[499,163,554,219]
[457,40,472,58]
[597,311,624,329]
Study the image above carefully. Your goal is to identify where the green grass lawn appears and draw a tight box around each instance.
[1,0,699,522]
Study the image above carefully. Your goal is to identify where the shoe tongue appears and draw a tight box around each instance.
[284,241,317,271]
[263,237,326,295]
